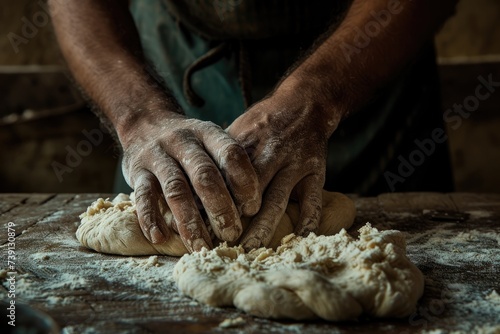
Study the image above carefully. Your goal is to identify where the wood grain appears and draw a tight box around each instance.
[1,193,498,333]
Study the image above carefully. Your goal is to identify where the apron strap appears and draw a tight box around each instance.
[183,42,232,107]
[183,40,253,108]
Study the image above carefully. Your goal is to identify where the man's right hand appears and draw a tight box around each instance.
[48,0,261,253]
[120,111,261,252]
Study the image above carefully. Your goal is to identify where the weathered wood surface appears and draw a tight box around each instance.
[0,193,499,333]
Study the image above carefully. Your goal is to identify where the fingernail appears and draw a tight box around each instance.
[296,219,315,236]
[192,238,209,252]
[220,226,241,242]
[150,226,166,244]
[242,237,261,251]
[242,199,259,216]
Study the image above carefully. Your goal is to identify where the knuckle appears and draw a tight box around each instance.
[266,188,288,208]
[163,177,188,201]
[129,159,144,175]
[183,219,199,231]
[306,192,322,207]
[192,164,219,188]
[170,128,192,139]
[178,218,203,238]
[202,120,222,133]
[133,183,150,202]
[267,201,285,215]
[169,128,195,147]
[222,142,246,163]
[122,143,165,186]
[208,207,234,222]
[249,221,274,240]
[133,174,155,198]
[198,197,239,237]
[140,171,157,184]
[266,136,284,150]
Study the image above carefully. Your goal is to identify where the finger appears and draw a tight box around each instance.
[227,120,283,197]
[248,137,288,196]
[133,169,170,244]
[150,155,212,252]
[200,124,261,216]
[170,217,179,234]
[293,174,323,236]
[240,171,296,250]
[156,194,176,231]
[171,138,243,243]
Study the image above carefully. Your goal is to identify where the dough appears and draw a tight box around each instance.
[173,224,424,321]
[77,192,424,321]
[76,191,356,256]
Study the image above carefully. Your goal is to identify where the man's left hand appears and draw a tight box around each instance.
[227,85,338,250]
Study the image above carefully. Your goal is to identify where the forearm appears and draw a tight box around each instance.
[49,0,182,142]
[50,1,264,249]
[278,0,458,137]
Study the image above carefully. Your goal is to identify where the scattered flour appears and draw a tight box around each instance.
[422,325,500,334]
[218,316,246,328]
[466,210,493,219]
[1,202,497,333]
[486,290,500,303]
[404,232,499,333]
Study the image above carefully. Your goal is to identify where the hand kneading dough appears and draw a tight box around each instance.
[76,191,356,256]
[173,224,424,321]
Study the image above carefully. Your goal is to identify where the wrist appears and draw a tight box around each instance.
[273,74,345,138]
[100,80,184,145]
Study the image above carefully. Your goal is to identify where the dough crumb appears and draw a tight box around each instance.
[486,290,500,303]
[76,191,356,257]
[173,223,424,321]
[218,316,246,328]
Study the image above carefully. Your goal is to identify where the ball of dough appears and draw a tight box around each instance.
[76,191,356,256]
[173,224,424,321]
[76,196,188,256]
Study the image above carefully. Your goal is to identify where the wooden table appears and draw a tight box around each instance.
[1,193,499,333]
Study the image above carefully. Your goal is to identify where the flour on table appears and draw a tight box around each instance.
[173,224,424,321]
[76,191,356,256]
[76,192,423,321]
[218,316,246,328]
[76,193,188,256]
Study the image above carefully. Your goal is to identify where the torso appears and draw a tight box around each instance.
[164,0,352,40]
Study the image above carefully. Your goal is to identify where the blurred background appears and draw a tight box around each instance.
[0,0,499,194]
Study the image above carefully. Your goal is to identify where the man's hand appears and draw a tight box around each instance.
[49,0,262,252]
[120,111,261,252]
[227,84,336,250]
[227,0,458,249]
[50,0,457,252]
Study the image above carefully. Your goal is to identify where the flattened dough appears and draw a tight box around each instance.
[173,224,424,321]
[76,191,356,256]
